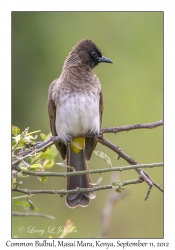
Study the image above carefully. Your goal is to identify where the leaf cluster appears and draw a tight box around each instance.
[12,126,58,213]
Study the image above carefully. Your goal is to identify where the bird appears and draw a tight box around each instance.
[48,39,112,208]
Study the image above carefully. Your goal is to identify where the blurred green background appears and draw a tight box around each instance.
[12,12,163,238]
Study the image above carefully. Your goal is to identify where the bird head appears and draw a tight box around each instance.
[65,39,113,69]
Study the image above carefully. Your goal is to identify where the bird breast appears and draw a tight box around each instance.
[55,91,100,143]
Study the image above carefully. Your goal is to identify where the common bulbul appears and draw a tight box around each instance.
[48,39,112,208]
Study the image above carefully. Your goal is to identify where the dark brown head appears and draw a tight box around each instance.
[64,39,112,69]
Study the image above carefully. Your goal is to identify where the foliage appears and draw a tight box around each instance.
[12,126,57,215]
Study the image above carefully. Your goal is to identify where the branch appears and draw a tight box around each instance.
[12,185,113,195]
[12,141,54,166]
[97,136,163,197]
[100,119,163,134]
[12,211,55,220]
[12,120,163,200]
[96,135,137,165]
[13,162,163,177]
[12,120,163,166]
[96,135,163,196]
[12,177,163,196]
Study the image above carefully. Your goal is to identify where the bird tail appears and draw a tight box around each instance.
[66,138,96,208]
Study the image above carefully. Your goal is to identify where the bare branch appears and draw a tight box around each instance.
[96,135,137,165]
[96,135,163,196]
[12,175,163,196]
[13,162,163,177]
[12,185,113,195]
[152,181,163,192]
[145,185,153,201]
[100,119,163,134]
[12,211,55,220]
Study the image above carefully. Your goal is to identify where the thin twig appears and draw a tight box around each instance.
[12,141,54,166]
[12,211,55,220]
[145,185,153,201]
[12,128,28,152]
[12,195,33,200]
[152,181,163,193]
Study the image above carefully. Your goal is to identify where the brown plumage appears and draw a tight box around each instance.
[48,39,112,208]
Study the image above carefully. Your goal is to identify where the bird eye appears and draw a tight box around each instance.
[91,51,98,58]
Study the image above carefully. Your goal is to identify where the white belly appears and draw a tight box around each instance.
[55,92,100,142]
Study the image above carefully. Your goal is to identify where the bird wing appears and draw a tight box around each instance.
[85,90,104,161]
[99,89,104,127]
[48,79,67,160]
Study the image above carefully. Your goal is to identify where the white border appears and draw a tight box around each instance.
[1,0,175,249]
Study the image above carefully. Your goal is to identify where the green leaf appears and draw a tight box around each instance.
[27,130,41,136]
[49,145,58,157]
[18,161,30,168]
[43,160,54,169]
[13,200,27,206]
[37,176,48,183]
[13,199,38,212]
[112,181,125,193]
[112,181,120,188]
[55,162,75,171]
[12,126,20,136]
[96,176,102,185]
[46,132,52,139]
[26,198,38,212]
[94,151,112,167]
[39,153,54,160]
[22,134,37,143]
[12,178,23,188]
[13,134,21,143]
[17,172,29,178]
[90,176,102,186]
[29,163,42,169]
[20,166,28,171]
[116,186,125,193]
[12,178,17,188]
[30,153,40,164]
[40,133,47,141]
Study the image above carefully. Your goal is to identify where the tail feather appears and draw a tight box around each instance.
[66,144,96,208]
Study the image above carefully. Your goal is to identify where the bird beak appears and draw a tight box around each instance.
[97,56,113,64]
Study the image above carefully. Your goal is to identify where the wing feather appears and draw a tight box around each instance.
[48,79,67,159]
